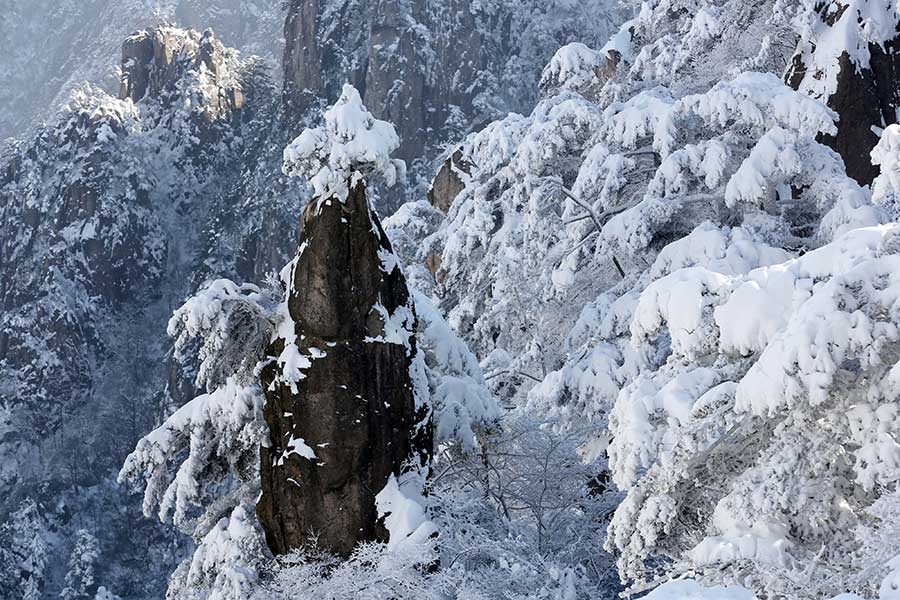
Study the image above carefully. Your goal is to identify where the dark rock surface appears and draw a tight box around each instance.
[257,180,431,557]
[787,7,900,186]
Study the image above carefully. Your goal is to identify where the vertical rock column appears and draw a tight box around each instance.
[787,2,900,186]
[257,179,431,557]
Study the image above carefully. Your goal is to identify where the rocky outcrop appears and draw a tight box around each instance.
[0,0,281,141]
[789,48,900,185]
[257,180,431,557]
[364,0,428,161]
[0,24,257,477]
[281,0,469,163]
[281,0,618,171]
[120,27,243,123]
[787,5,900,186]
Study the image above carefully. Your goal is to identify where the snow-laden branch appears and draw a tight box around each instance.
[282,84,406,201]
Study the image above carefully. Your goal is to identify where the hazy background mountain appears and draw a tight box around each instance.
[0,0,284,142]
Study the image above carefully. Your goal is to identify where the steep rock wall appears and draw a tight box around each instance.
[257,180,430,556]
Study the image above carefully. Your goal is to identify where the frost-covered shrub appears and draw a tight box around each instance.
[167,504,266,600]
[257,413,619,600]
[605,224,900,597]
[255,539,439,600]
[60,529,100,600]
[168,279,279,391]
[429,415,620,598]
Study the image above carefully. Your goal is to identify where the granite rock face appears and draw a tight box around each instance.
[0,23,251,479]
[282,0,480,164]
[120,28,244,123]
[281,0,618,168]
[427,148,469,213]
[257,180,431,557]
[787,4,900,186]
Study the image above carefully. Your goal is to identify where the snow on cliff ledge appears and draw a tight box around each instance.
[282,83,406,201]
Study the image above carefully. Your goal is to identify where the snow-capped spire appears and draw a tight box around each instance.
[282,83,405,201]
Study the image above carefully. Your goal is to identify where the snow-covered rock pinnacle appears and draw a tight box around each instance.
[259,106,429,555]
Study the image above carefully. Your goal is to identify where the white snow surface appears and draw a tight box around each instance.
[375,473,438,553]
[282,84,405,201]
[873,124,900,211]
[645,580,758,600]
[540,42,606,93]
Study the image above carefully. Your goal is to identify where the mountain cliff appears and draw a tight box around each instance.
[0,2,618,597]
[0,23,301,599]
[0,0,284,142]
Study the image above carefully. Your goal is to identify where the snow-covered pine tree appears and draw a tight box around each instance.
[607,222,900,597]
[60,530,101,600]
[596,3,900,597]
[398,0,900,597]
[410,0,876,427]
[0,499,50,600]
[93,587,122,600]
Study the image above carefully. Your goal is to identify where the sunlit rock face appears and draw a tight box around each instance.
[257,180,431,557]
